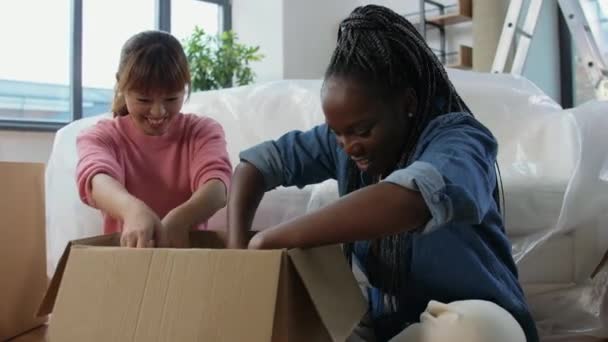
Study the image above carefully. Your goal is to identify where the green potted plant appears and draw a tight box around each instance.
[182,26,264,91]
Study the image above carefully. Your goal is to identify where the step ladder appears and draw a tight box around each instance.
[492,0,608,100]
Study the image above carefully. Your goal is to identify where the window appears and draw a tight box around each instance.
[0,0,231,130]
[82,0,155,118]
[0,0,71,124]
[172,0,221,41]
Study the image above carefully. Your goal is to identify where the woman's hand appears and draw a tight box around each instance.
[157,209,191,248]
[247,227,290,250]
[120,202,161,248]
[154,179,228,248]
[247,232,266,250]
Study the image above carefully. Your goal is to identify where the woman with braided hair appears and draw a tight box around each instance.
[227,5,537,342]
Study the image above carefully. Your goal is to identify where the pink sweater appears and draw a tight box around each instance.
[76,113,232,234]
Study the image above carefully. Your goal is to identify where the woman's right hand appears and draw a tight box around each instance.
[227,162,268,249]
[120,202,162,248]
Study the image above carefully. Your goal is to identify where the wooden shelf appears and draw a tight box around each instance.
[426,13,471,26]
[426,0,472,26]
[446,45,472,70]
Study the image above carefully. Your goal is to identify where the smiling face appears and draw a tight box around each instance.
[123,88,185,136]
[111,30,192,129]
[322,76,416,177]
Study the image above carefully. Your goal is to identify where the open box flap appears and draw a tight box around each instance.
[288,245,367,342]
[37,233,120,316]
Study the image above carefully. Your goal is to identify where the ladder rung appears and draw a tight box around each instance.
[514,28,533,38]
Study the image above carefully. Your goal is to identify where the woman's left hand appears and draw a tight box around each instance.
[157,209,191,248]
[248,227,291,250]
[247,231,268,249]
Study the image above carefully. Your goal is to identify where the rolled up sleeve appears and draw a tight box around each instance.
[239,124,338,191]
[383,113,498,233]
[76,124,125,208]
[189,118,232,193]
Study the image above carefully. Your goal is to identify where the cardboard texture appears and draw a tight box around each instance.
[42,231,367,341]
[7,325,48,342]
[0,162,48,341]
[591,248,608,279]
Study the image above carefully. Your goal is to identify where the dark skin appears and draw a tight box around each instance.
[227,76,431,249]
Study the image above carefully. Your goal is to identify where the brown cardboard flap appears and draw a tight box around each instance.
[7,325,48,342]
[193,229,257,248]
[289,275,334,342]
[37,233,120,316]
[591,248,608,278]
[272,254,290,342]
[48,247,283,341]
[189,230,227,248]
[288,245,367,342]
[39,230,233,316]
[0,162,48,340]
[272,253,332,342]
[272,255,332,342]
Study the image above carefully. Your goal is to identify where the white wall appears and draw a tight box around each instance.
[234,0,562,103]
[472,0,509,71]
[282,0,351,79]
[0,131,54,164]
[236,0,470,82]
[232,0,284,83]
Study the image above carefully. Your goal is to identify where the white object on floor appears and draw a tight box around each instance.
[390,300,526,342]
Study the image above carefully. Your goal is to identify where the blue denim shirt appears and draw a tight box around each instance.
[240,112,538,342]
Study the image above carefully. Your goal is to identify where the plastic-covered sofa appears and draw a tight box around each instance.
[45,69,608,340]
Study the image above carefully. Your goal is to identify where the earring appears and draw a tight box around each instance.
[407,112,414,118]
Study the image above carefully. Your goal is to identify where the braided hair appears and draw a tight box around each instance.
[324,5,501,314]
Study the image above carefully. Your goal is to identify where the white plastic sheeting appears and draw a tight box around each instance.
[45,69,607,339]
[524,100,608,339]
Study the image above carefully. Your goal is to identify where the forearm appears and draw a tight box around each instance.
[91,173,145,221]
[227,162,267,247]
[166,179,227,229]
[256,182,430,249]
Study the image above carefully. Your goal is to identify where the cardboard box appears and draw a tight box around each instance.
[0,162,48,340]
[39,231,367,341]
[7,325,48,342]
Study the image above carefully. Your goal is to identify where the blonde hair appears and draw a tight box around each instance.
[112,30,192,117]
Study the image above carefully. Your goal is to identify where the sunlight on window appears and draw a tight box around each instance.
[172,0,220,42]
[81,0,155,117]
[0,0,225,123]
[83,0,155,90]
[0,1,70,85]
[599,1,608,18]
[0,0,70,121]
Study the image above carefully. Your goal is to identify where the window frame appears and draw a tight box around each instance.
[0,0,231,131]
